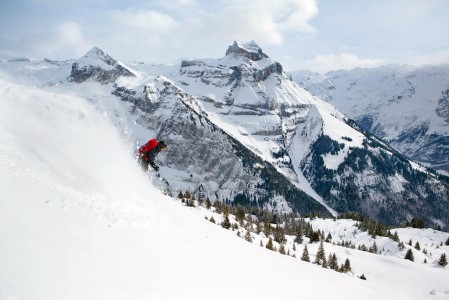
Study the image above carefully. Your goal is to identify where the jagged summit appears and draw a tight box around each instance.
[225,40,269,61]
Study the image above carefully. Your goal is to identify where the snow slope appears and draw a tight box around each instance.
[0,68,449,300]
[0,78,406,299]
[1,68,449,299]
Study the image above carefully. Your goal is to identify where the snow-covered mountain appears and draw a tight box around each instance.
[291,64,449,173]
[1,42,448,230]
[1,76,449,299]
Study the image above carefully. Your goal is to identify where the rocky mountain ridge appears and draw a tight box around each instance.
[1,42,448,229]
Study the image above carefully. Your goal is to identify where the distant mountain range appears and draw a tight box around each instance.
[1,41,448,229]
[290,64,449,174]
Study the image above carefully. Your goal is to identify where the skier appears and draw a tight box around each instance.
[137,138,167,172]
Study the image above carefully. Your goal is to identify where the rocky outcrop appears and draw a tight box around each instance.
[225,41,269,61]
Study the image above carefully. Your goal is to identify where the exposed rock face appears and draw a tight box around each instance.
[225,41,269,61]
[114,77,330,217]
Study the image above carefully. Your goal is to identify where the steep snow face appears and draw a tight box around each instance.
[292,64,449,172]
[0,77,417,300]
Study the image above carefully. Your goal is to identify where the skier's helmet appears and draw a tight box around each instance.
[158,140,168,150]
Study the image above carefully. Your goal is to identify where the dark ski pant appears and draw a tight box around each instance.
[138,156,150,172]
[138,156,157,172]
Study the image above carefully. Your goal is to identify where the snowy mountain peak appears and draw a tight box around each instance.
[225,40,269,61]
[79,47,119,68]
[69,47,135,83]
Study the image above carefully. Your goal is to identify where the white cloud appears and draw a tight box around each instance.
[80,0,319,63]
[111,9,178,32]
[303,52,385,74]
[32,22,89,59]
[59,22,84,45]
[191,0,318,44]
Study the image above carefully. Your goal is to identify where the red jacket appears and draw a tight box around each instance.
[138,139,158,161]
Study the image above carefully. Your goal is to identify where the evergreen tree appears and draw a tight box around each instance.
[292,243,296,251]
[279,244,286,255]
[301,245,310,262]
[205,198,212,210]
[256,221,262,234]
[359,274,367,280]
[370,241,378,254]
[244,230,253,243]
[314,240,325,265]
[329,253,338,270]
[274,224,287,244]
[187,195,195,207]
[325,232,332,243]
[177,191,183,199]
[266,237,274,251]
[438,253,448,267]
[309,229,320,243]
[221,212,231,229]
[209,216,216,224]
[213,200,222,214]
[235,206,246,225]
[263,221,271,237]
[321,254,328,268]
[445,237,449,246]
[293,226,303,244]
[343,258,352,273]
[404,249,414,262]
[392,231,400,242]
[408,239,413,246]
[414,241,421,251]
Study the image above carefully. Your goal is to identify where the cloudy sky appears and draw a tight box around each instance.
[1,0,449,73]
